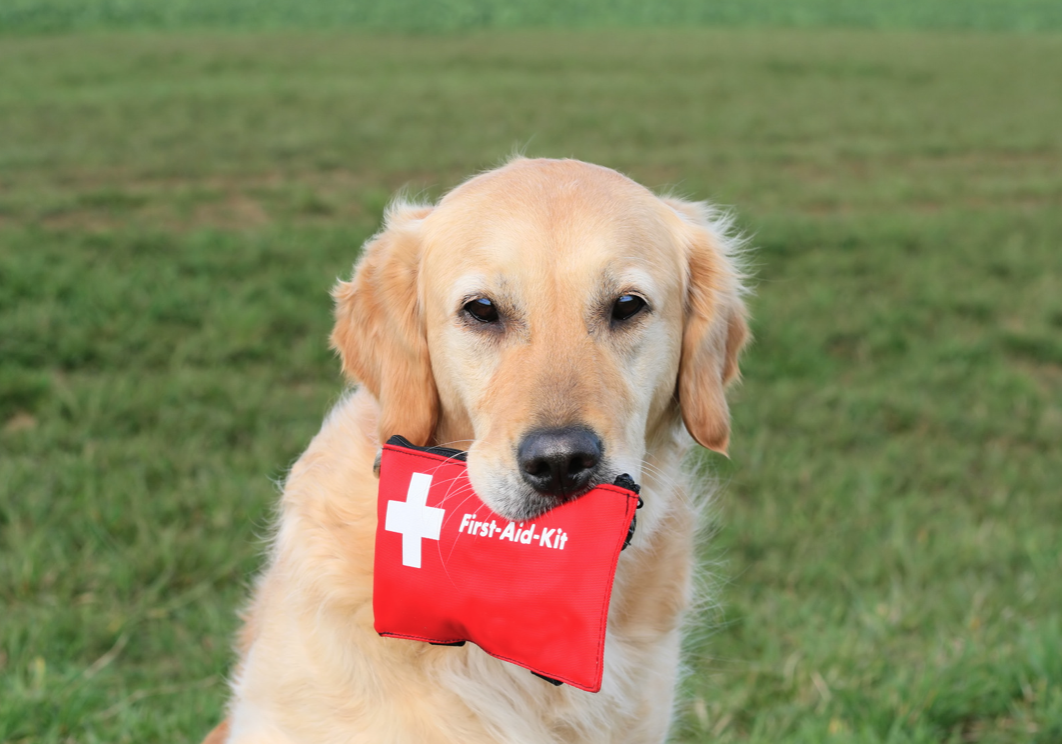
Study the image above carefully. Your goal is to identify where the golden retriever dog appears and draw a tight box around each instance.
[202,157,748,744]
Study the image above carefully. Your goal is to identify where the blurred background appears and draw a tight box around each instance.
[1,2,1060,742]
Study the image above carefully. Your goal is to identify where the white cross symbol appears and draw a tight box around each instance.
[385,472,445,568]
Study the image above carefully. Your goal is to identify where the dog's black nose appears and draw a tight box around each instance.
[517,427,603,497]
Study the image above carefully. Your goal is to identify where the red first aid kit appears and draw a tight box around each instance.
[373,436,641,692]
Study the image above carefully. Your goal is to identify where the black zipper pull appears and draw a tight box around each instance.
[614,474,643,551]
[532,671,563,686]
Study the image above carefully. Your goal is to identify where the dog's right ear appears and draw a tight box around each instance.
[331,202,438,447]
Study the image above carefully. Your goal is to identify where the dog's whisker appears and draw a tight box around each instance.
[637,459,685,494]
[429,439,475,451]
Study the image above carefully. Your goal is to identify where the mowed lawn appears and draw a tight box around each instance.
[1,28,1061,744]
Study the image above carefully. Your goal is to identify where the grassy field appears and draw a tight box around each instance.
[1,23,1061,744]
[3,0,1062,33]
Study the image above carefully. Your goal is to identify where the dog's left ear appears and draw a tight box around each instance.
[331,201,438,447]
[665,198,750,456]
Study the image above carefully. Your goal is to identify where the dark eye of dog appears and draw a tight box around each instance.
[464,298,500,323]
[611,294,646,322]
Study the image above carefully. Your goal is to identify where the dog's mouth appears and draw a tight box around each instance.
[386,434,623,521]
[492,480,601,521]
[480,461,632,521]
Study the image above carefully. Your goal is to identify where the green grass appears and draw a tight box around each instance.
[3,0,1062,34]
[1,26,1061,744]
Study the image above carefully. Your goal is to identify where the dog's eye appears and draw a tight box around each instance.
[611,295,646,322]
[464,298,500,323]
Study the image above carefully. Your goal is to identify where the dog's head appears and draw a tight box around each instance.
[333,158,748,520]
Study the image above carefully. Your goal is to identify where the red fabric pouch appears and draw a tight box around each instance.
[373,435,641,692]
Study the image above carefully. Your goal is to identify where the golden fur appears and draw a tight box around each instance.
[203,158,748,743]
